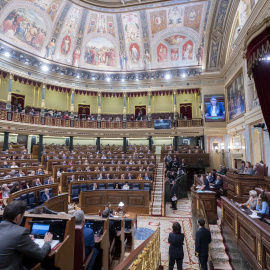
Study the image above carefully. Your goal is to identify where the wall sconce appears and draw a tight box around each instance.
[214,143,230,166]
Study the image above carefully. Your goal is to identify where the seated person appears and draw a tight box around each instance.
[252,165,257,175]
[67,166,75,172]
[144,173,150,180]
[239,190,258,210]
[105,174,110,180]
[235,160,246,173]
[102,209,117,245]
[96,173,103,180]
[33,178,42,187]
[41,188,51,201]
[241,162,253,175]
[0,201,52,269]
[120,174,125,180]
[36,168,45,175]
[74,210,98,270]
[44,177,53,185]
[10,182,20,194]
[114,183,120,189]
[199,175,211,191]
[127,173,133,180]
[122,182,130,190]
[219,165,227,175]
[1,161,10,168]
[137,173,142,180]
[206,172,214,184]
[210,175,223,190]
[105,202,114,217]
[254,192,270,215]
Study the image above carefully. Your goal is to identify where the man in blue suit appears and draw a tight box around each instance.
[74,210,98,270]
[195,218,211,270]
[41,188,51,202]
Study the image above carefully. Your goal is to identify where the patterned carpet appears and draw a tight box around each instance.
[135,199,200,270]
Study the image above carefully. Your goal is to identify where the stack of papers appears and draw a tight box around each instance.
[249,212,261,219]
[34,239,60,249]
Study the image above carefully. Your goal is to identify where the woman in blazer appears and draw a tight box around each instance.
[168,222,185,270]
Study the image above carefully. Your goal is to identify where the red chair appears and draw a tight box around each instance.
[74,225,93,270]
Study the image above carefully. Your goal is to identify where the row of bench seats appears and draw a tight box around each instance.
[71,183,151,201]
[14,188,53,208]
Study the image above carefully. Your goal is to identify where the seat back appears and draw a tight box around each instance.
[71,185,79,198]
[27,192,35,206]
[48,188,53,198]
[118,182,123,189]
[80,184,88,192]
[74,225,85,270]
[107,183,114,189]
[89,184,93,190]
[99,183,105,190]
[133,183,139,190]
[144,183,150,190]
[20,194,28,205]
[255,188,264,195]
[39,190,44,201]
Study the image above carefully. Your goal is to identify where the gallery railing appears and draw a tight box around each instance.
[0,110,203,129]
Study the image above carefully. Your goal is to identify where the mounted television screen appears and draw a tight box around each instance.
[204,95,225,122]
[154,119,171,129]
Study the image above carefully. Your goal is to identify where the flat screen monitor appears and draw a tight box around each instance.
[85,220,104,235]
[154,119,171,129]
[31,223,50,236]
[204,95,225,122]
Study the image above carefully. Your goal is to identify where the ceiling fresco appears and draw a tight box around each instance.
[0,0,210,72]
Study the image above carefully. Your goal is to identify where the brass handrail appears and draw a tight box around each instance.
[113,224,161,270]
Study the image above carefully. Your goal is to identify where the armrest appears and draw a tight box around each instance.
[83,249,94,269]
[30,263,41,270]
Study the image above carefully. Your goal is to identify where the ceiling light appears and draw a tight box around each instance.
[92,77,96,80]
[165,74,171,80]
[182,73,186,78]
[4,52,10,57]
[76,75,80,78]
[106,77,111,82]
[122,78,125,82]
[42,65,49,71]
[136,77,139,81]
[267,57,270,61]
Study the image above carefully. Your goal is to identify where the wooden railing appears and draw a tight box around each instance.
[0,110,203,129]
[113,225,161,270]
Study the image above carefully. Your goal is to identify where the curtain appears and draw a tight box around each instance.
[135,106,146,118]
[252,60,270,130]
[78,104,90,116]
[11,93,25,109]
[180,103,192,119]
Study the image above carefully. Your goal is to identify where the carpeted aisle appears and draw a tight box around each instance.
[135,199,200,270]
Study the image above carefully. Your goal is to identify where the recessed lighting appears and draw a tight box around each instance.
[106,77,111,82]
[182,73,186,78]
[136,78,139,81]
[4,52,10,57]
[42,65,49,71]
[92,77,95,80]
[267,57,270,61]
[76,75,80,78]
[165,74,171,79]
[122,79,125,82]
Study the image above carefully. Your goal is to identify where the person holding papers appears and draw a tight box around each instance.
[254,193,269,215]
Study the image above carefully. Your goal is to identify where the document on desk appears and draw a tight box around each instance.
[34,239,60,249]
[249,212,261,219]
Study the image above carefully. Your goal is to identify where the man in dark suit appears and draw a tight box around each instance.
[41,188,51,202]
[0,200,52,270]
[170,180,177,210]
[102,209,116,245]
[210,175,223,190]
[195,218,211,270]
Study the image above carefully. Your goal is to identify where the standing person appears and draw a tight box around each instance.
[170,180,177,210]
[0,200,52,270]
[195,218,212,270]
[168,222,184,270]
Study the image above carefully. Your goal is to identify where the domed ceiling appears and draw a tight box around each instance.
[0,0,210,73]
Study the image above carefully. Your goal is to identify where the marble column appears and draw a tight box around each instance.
[147,91,152,121]
[123,93,127,122]
[70,89,75,119]
[3,132,9,151]
[69,136,73,152]
[97,92,101,122]
[38,134,43,164]
[6,74,13,112]
[41,84,46,117]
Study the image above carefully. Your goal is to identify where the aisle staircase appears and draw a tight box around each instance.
[150,162,164,216]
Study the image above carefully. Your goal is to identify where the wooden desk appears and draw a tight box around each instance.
[79,190,149,215]
[191,188,217,222]
[0,166,44,177]
[7,183,59,203]
[0,159,39,166]
[221,197,270,270]
[44,193,68,213]
[226,172,265,203]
